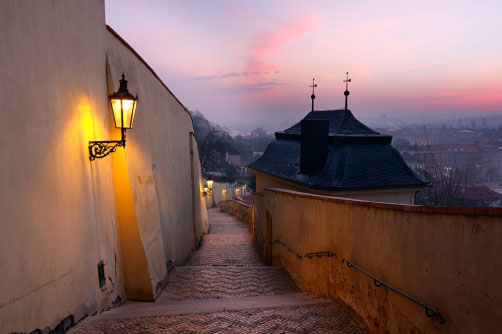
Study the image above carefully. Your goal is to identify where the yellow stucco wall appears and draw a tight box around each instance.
[253,169,421,204]
[263,188,502,334]
[0,0,207,332]
[105,25,208,288]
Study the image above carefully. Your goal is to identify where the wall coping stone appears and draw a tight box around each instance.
[106,25,191,118]
[266,188,502,217]
[222,199,252,208]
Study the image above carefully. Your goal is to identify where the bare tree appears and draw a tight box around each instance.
[415,127,463,206]
[198,127,232,171]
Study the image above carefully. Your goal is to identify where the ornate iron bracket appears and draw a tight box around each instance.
[89,140,125,161]
[89,129,126,161]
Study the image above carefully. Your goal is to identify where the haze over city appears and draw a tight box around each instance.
[105,0,502,127]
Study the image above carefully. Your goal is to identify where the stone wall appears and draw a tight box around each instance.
[106,24,208,278]
[258,188,502,334]
[253,192,266,254]
[0,1,207,332]
[220,200,253,226]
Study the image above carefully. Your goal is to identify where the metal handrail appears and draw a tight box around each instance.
[305,251,335,259]
[272,240,337,260]
[342,259,445,324]
[272,239,303,259]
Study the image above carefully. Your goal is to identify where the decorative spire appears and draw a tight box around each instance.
[343,72,351,110]
[119,73,129,92]
[310,78,317,112]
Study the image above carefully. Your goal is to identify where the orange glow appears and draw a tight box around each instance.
[58,100,107,162]
[79,105,94,141]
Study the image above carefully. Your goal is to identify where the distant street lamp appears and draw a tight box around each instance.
[89,74,138,161]
[207,176,214,192]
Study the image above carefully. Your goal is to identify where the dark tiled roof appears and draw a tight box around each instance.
[453,186,501,201]
[249,109,429,191]
[283,109,378,135]
[250,140,428,190]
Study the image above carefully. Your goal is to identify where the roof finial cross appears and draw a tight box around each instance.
[343,72,351,110]
[310,78,317,112]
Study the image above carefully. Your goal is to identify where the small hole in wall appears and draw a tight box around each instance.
[98,261,106,288]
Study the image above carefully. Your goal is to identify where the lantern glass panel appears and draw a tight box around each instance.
[111,98,137,129]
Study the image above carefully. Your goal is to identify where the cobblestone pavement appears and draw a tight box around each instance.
[209,221,250,235]
[69,303,365,334]
[187,234,266,266]
[68,207,367,333]
[157,267,299,302]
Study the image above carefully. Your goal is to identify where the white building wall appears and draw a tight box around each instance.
[0,1,207,332]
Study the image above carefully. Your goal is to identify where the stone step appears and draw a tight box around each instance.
[182,265,279,269]
[93,293,332,320]
[67,207,368,333]
[157,266,299,302]
[187,235,266,266]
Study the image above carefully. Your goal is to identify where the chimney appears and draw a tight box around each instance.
[300,119,329,174]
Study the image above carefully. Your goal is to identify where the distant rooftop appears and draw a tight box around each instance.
[283,110,378,135]
[250,109,429,191]
[454,186,501,201]
[275,110,393,145]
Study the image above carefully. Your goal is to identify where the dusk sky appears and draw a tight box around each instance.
[105,0,502,127]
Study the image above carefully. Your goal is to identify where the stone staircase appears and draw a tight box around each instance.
[69,208,367,333]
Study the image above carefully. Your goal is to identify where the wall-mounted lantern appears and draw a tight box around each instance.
[207,176,214,193]
[89,74,138,161]
[202,176,214,197]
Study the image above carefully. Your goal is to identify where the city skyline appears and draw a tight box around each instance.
[105,0,502,126]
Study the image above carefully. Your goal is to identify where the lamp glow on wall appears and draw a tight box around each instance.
[89,74,138,161]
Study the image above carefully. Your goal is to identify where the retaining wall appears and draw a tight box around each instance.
[220,200,253,226]
[258,188,502,334]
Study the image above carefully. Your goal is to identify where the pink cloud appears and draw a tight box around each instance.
[213,14,318,100]
[184,14,317,100]
[245,14,317,75]
[461,91,502,106]
[439,91,464,96]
